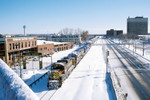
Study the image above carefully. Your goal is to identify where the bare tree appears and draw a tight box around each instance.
[81,30,89,41]
[74,28,82,35]
[58,28,74,35]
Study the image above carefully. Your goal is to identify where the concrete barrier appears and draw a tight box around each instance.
[0,59,39,100]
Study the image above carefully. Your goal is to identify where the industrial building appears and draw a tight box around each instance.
[127,16,148,35]
[106,29,123,37]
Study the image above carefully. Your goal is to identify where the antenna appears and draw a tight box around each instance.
[23,25,26,36]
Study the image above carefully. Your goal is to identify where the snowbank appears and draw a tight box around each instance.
[0,59,39,100]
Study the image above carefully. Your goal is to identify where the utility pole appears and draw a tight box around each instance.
[143,42,145,56]
[106,50,109,72]
[51,54,53,65]
[19,43,22,78]
[16,43,22,78]
[133,39,134,54]
[23,25,26,36]
[135,40,136,52]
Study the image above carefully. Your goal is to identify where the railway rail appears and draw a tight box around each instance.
[107,39,150,100]
[29,72,48,87]
[40,89,58,100]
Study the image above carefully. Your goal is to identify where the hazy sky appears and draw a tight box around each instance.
[0,0,150,34]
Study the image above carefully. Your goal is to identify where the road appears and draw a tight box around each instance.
[107,39,150,100]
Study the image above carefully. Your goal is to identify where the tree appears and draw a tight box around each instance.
[58,28,74,35]
[74,28,82,35]
[81,30,89,41]
[0,34,3,38]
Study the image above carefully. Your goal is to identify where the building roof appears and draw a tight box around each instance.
[37,40,70,45]
[51,35,80,38]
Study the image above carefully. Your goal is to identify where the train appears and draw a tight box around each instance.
[47,38,98,89]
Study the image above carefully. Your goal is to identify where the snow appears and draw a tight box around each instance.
[113,39,150,66]
[37,40,69,45]
[31,38,116,100]
[0,59,38,100]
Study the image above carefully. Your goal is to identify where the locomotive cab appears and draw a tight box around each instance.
[47,63,66,89]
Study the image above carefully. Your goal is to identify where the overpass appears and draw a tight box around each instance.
[89,34,106,36]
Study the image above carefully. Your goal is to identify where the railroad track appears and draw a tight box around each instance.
[107,39,149,70]
[29,72,48,87]
[40,89,58,100]
[107,39,150,100]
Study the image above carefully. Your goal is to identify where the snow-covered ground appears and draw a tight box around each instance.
[31,38,116,100]
[112,39,150,66]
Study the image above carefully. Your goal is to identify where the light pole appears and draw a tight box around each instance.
[19,43,22,78]
[143,41,145,56]
[23,25,26,36]
[32,60,35,81]
[16,43,22,78]
[50,52,54,65]
[51,54,53,65]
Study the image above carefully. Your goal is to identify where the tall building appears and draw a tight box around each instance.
[127,16,148,35]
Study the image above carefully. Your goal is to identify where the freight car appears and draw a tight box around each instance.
[47,41,92,89]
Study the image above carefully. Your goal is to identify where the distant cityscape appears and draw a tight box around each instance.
[0,16,150,67]
[106,16,149,40]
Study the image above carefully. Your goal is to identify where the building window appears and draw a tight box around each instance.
[35,41,36,46]
[15,43,18,49]
[9,53,11,60]
[29,42,30,47]
[25,42,27,47]
[13,43,14,49]
[39,48,42,51]
[21,42,23,48]
[12,53,14,61]
[44,47,47,50]
[18,43,20,48]
[15,52,17,59]
[32,41,33,46]
[9,44,11,50]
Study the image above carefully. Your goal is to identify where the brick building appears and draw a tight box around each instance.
[0,36,74,67]
[37,40,73,54]
[0,36,37,66]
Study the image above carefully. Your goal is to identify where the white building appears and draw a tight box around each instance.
[139,35,150,41]
[47,35,81,44]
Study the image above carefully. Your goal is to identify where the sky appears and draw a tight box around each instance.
[0,0,150,34]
